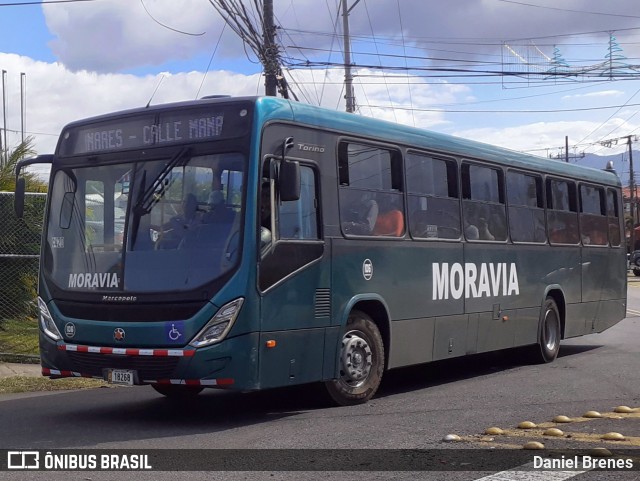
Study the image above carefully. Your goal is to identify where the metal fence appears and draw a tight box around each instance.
[0,192,46,322]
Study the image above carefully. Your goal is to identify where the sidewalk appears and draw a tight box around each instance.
[0,362,41,378]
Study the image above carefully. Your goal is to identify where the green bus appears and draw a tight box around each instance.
[15,96,627,405]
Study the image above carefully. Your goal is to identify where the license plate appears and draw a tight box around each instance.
[106,369,136,386]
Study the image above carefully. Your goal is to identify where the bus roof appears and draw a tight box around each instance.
[58,95,620,187]
[255,97,621,188]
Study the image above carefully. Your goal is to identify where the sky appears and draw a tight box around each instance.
[1,0,640,176]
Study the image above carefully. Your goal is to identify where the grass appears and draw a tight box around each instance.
[0,376,110,394]
[0,317,39,359]
[0,317,110,393]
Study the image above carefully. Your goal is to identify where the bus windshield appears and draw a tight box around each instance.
[44,150,245,294]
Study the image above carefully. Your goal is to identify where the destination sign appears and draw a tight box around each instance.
[58,104,250,156]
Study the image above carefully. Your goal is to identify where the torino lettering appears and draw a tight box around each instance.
[432,262,519,300]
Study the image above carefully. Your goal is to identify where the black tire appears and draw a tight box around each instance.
[634,268,640,277]
[530,297,561,364]
[325,310,384,406]
[151,384,204,398]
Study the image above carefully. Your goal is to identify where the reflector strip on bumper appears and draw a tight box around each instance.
[58,344,195,357]
[42,368,234,387]
[42,368,97,378]
[147,378,234,387]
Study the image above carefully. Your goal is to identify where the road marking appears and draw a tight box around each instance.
[474,465,589,481]
[626,309,640,317]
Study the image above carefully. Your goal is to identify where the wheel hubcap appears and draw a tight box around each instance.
[544,311,558,351]
[340,331,373,387]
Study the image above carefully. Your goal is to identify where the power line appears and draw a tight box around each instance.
[0,0,98,5]
[364,101,640,114]
[494,0,640,19]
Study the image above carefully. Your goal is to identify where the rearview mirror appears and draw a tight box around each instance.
[279,160,300,202]
[14,177,25,218]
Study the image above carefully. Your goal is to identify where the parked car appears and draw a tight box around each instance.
[630,250,640,276]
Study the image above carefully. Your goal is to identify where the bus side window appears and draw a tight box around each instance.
[607,189,621,247]
[462,163,506,241]
[547,178,579,245]
[338,142,404,237]
[580,184,607,246]
[406,152,460,240]
[507,171,546,243]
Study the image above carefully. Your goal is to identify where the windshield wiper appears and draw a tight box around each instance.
[133,146,191,217]
[129,169,146,248]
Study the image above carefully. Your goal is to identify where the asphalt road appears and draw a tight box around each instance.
[1,283,639,481]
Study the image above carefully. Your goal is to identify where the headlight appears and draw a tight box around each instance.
[38,297,62,341]
[190,298,244,348]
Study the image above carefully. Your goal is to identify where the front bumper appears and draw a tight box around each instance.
[39,331,260,390]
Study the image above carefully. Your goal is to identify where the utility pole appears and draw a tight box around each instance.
[549,136,584,162]
[263,0,277,97]
[20,72,26,143]
[342,0,360,113]
[2,70,7,163]
[625,135,636,252]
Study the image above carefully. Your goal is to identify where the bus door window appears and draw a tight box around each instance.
[406,152,460,240]
[258,164,322,291]
[462,163,507,241]
[259,178,273,251]
[547,178,579,245]
[506,171,546,243]
[277,166,319,240]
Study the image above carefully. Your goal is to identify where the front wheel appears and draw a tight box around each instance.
[151,384,204,398]
[529,297,561,364]
[325,310,384,406]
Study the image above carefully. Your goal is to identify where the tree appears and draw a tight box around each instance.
[0,136,47,192]
[0,136,47,322]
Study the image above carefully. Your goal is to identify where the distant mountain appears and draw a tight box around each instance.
[555,150,638,185]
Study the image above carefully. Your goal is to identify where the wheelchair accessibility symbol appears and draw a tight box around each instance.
[169,324,182,340]
[165,321,185,343]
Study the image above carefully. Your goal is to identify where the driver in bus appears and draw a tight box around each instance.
[260,179,272,250]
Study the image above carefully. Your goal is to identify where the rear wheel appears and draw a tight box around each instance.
[151,384,204,398]
[325,310,384,406]
[530,297,561,363]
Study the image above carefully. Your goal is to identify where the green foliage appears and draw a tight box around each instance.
[0,138,48,327]
[0,136,48,193]
[0,317,39,357]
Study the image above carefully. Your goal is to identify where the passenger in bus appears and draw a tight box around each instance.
[208,171,224,207]
[464,223,480,240]
[156,193,201,249]
[373,199,404,236]
[343,197,379,235]
[477,217,495,241]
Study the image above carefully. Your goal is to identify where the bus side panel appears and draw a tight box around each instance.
[331,239,464,370]
[514,307,541,346]
[258,328,326,388]
[581,246,627,333]
[390,317,435,367]
[432,315,470,360]
[474,308,518,354]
